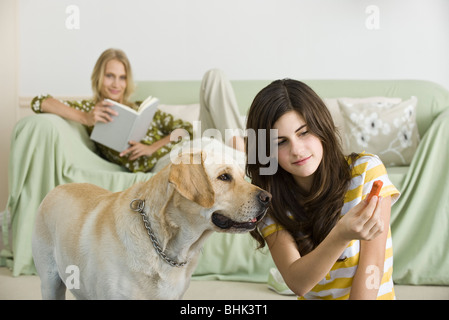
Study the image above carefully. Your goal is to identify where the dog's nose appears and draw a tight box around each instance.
[258,190,272,206]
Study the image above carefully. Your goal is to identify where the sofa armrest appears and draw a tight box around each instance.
[390,108,449,285]
[4,114,152,275]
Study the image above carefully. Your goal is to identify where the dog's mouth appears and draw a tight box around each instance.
[211,210,267,231]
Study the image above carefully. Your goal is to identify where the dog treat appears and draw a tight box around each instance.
[367,180,383,202]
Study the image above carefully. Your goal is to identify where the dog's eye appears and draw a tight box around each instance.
[217,173,232,182]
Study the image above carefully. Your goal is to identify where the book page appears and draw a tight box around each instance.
[137,96,157,112]
[128,98,159,143]
[90,98,159,152]
[90,102,138,152]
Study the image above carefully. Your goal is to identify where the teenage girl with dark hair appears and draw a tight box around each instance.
[246,79,400,300]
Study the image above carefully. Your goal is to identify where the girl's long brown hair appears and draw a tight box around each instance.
[246,79,357,256]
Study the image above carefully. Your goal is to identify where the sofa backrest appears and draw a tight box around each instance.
[133,79,449,137]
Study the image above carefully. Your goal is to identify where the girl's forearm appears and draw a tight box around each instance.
[349,197,391,299]
[349,239,385,300]
[293,239,348,296]
[349,257,383,300]
[280,227,350,297]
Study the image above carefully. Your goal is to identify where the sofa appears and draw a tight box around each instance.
[2,79,449,286]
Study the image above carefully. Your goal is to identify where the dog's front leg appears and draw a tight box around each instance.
[39,272,67,300]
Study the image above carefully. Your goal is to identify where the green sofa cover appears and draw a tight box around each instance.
[2,79,449,285]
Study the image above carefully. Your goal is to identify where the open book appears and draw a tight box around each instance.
[90,96,159,152]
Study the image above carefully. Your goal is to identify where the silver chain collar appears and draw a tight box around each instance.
[129,199,187,268]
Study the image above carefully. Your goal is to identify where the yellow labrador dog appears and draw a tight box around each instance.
[32,151,271,299]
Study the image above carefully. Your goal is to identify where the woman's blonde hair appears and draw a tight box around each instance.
[91,48,135,106]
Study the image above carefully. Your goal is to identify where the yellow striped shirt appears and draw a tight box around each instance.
[259,153,400,300]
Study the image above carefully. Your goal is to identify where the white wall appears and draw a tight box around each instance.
[19,0,449,98]
[1,0,447,210]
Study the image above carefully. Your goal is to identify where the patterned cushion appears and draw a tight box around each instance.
[339,96,420,166]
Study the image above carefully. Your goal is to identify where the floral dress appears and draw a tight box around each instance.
[31,94,193,172]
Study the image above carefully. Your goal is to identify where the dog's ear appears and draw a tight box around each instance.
[169,151,215,208]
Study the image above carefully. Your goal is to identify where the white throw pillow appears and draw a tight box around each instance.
[324,97,402,149]
[158,103,200,124]
[339,96,420,166]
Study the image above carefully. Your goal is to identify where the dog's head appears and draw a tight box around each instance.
[168,151,271,233]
